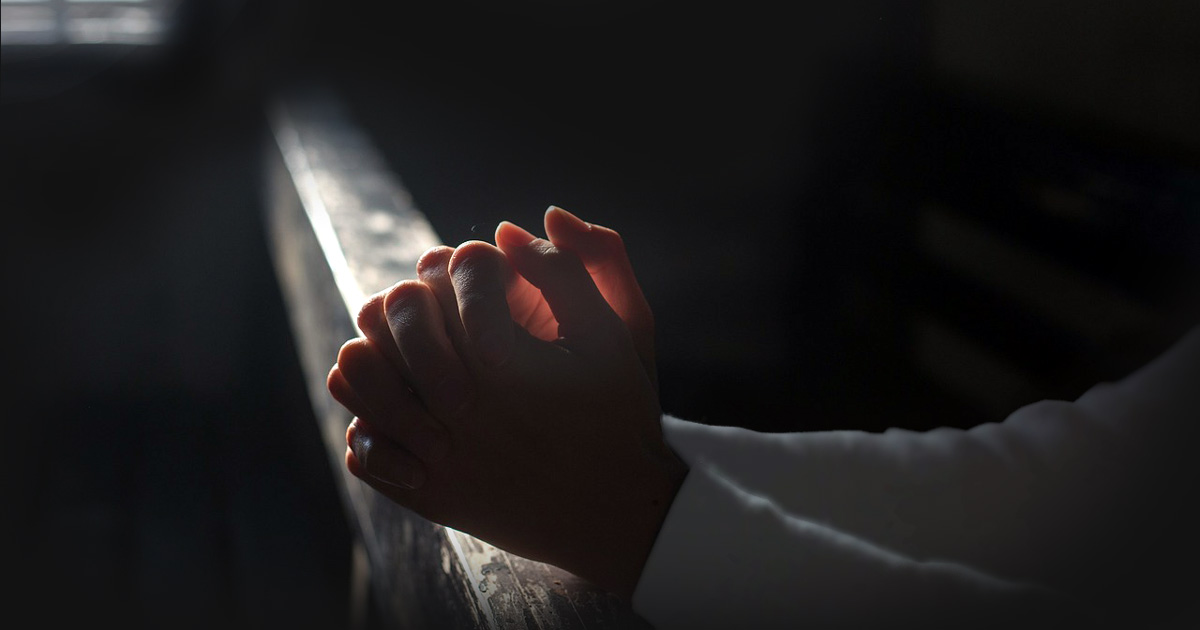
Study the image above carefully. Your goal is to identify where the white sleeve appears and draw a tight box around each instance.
[632,326,1199,629]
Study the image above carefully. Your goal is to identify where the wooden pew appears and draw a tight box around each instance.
[264,88,651,629]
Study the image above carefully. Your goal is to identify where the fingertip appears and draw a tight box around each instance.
[545,205,590,235]
[327,364,351,402]
[335,337,370,366]
[345,445,362,477]
[545,208,629,266]
[327,364,342,391]
[496,221,537,252]
[356,290,387,336]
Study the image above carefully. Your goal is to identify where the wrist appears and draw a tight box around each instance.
[581,445,689,599]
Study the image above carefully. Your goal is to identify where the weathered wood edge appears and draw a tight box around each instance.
[263,88,649,630]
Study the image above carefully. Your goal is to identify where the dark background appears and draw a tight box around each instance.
[4,1,1198,628]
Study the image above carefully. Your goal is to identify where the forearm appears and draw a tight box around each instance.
[659,409,1122,587]
[660,329,1200,585]
[632,461,1084,629]
[638,326,1200,623]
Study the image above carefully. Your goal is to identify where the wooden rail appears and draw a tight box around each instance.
[264,88,651,630]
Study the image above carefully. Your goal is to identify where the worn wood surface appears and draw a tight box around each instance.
[265,88,651,630]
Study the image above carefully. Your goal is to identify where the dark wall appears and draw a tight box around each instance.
[298,1,1199,431]
[299,1,931,430]
[3,3,352,628]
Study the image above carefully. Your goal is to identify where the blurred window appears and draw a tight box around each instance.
[1,0,177,45]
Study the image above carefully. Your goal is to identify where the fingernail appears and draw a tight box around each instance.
[351,429,371,467]
[497,221,536,248]
[410,424,451,464]
[353,428,428,489]
[547,205,590,231]
[384,461,426,490]
[476,328,513,367]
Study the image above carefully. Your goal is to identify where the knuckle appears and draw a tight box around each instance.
[448,240,503,277]
[542,244,586,275]
[416,246,454,276]
[384,280,428,316]
[594,225,626,252]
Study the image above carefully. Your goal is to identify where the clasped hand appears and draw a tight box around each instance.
[327,206,688,597]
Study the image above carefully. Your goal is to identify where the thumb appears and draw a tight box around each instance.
[495,221,623,347]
